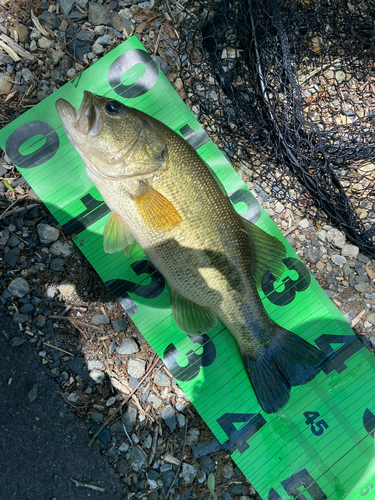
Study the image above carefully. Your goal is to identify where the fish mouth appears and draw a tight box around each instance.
[56,91,102,137]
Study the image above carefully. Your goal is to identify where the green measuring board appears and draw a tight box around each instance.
[1,37,374,500]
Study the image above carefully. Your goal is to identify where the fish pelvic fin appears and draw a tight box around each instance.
[245,328,328,414]
[103,212,136,255]
[240,216,286,288]
[170,289,218,335]
[135,183,182,232]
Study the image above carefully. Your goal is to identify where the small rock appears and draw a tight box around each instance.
[90,369,105,384]
[143,434,152,449]
[222,493,233,500]
[274,201,284,214]
[116,457,129,476]
[118,442,129,453]
[185,427,200,446]
[19,303,34,314]
[181,463,197,484]
[355,283,369,293]
[151,55,169,76]
[13,313,28,324]
[38,37,54,49]
[154,370,171,387]
[315,229,327,242]
[10,337,26,347]
[112,318,127,332]
[111,13,134,35]
[117,337,139,355]
[76,29,95,42]
[21,68,33,82]
[228,484,247,495]
[109,341,116,355]
[96,34,113,46]
[4,247,20,267]
[123,405,138,430]
[87,359,104,371]
[0,74,13,92]
[50,258,65,271]
[223,463,234,479]
[91,412,104,423]
[330,254,346,266]
[45,286,59,300]
[8,277,29,297]
[197,469,206,484]
[148,394,162,409]
[176,413,186,428]
[129,446,147,472]
[37,223,59,244]
[91,424,111,445]
[326,228,346,249]
[369,337,375,348]
[28,383,38,402]
[92,42,104,55]
[67,40,91,62]
[192,438,222,459]
[39,11,60,29]
[128,358,146,378]
[299,218,310,229]
[91,313,109,326]
[160,405,177,431]
[88,1,112,25]
[341,244,359,258]
[199,456,215,475]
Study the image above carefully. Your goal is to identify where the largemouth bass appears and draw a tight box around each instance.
[56,91,327,413]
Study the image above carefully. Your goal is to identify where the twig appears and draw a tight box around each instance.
[59,391,88,409]
[2,329,9,339]
[43,342,74,356]
[0,197,28,220]
[0,40,20,61]
[69,478,105,492]
[121,416,134,445]
[352,309,366,328]
[164,420,188,499]
[85,354,160,449]
[148,423,160,465]
[49,315,103,332]
[0,34,35,61]
[283,223,299,237]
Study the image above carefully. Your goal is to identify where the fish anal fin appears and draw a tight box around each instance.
[170,289,217,335]
[103,212,135,255]
[245,328,328,414]
[135,184,181,232]
[240,216,286,288]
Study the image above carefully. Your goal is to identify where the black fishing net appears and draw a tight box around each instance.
[178,0,375,256]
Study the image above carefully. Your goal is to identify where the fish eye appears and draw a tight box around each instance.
[105,101,122,114]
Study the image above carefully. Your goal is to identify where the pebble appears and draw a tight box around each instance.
[91,313,110,326]
[341,244,359,258]
[4,248,20,267]
[13,313,29,323]
[176,413,186,428]
[181,463,197,484]
[330,254,346,266]
[8,277,29,297]
[50,258,65,271]
[37,223,60,244]
[160,405,177,431]
[229,484,247,495]
[192,438,222,459]
[117,337,139,355]
[89,369,106,384]
[112,318,127,332]
[127,358,146,378]
[87,359,104,371]
[88,1,113,26]
[91,424,111,445]
[326,228,346,248]
[123,405,137,430]
[129,446,147,472]
[58,283,75,297]
[39,11,60,29]
[185,427,200,446]
[38,37,54,49]
[10,337,27,347]
[154,370,171,387]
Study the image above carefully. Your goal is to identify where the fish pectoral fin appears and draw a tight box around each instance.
[244,328,328,414]
[240,216,286,288]
[170,289,217,335]
[135,183,181,232]
[103,212,136,255]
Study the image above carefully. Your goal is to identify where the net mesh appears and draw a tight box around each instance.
[178,0,375,256]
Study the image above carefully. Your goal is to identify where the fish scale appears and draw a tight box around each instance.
[56,91,328,414]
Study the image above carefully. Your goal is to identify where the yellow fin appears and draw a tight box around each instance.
[135,184,181,232]
[103,212,135,255]
[240,216,286,288]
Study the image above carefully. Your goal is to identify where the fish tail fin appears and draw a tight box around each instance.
[245,328,327,414]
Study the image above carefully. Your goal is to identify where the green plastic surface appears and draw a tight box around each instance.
[0,37,374,499]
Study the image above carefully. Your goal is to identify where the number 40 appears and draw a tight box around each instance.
[304,411,329,436]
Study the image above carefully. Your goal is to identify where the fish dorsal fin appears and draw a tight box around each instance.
[240,216,286,288]
[103,212,136,256]
[170,289,218,335]
[135,184,181,232]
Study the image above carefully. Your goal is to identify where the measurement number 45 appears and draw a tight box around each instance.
[304,412,329,436]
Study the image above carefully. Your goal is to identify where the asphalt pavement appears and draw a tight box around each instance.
[0,313,126,500]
